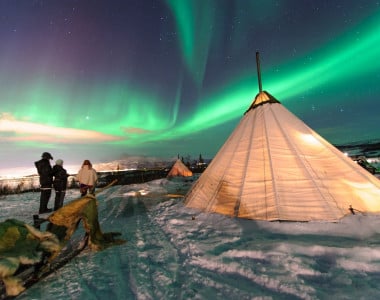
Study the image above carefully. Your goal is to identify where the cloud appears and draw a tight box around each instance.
[0,113,122,143]
[121,126,153,134]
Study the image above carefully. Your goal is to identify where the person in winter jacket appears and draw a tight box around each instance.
[34,152,54,214]
[52,159,69,211]
[76,159,98,196]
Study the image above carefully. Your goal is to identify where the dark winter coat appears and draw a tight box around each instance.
[52,165,69,191]
[34,158,53,188]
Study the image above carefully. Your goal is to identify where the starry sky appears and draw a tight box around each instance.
[0,0,379,173]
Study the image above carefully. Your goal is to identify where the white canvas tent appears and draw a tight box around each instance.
[184,89,380,222]
[167,159,193,177]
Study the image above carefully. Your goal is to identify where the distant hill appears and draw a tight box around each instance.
[334,139,380,158]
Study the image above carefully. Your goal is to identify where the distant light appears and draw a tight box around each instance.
[139,189,149,196]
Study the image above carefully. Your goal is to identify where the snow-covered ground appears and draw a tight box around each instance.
[2,176,380,300]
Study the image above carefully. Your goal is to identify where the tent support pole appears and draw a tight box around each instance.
[256,51,262,93]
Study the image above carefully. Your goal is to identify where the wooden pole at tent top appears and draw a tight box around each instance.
[256,51,262,93]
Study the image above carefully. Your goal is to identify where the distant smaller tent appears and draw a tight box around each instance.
[167,159,193,177]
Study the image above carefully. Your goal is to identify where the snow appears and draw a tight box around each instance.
[2,176,380,299]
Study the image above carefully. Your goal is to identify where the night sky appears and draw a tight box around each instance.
[0,0,379,172]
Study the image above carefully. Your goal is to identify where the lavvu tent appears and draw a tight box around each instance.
[167,159,193,177]
[184,54,380,222]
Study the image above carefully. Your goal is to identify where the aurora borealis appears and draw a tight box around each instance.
[0,0,379,173]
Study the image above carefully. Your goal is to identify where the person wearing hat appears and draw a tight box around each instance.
[52,159,69,211]
[34,152,54,213]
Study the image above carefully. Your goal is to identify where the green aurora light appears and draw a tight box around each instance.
[0,1,379,169]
